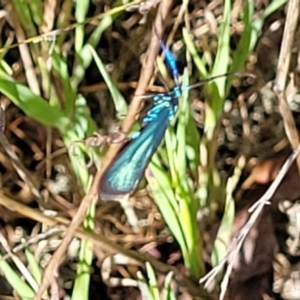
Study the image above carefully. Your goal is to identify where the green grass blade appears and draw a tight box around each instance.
[0,256,35,300]
[27,0,43,26]
[88,44,128,118]
[0,79,69,130]
[52,51,77,116]
[203,0,231,139]
[177,70,200,181]
[146,262,160,300]
[72,9,121,88]
[12,0,37,37]
[212,156,245,265]
[228,0,254,77]
[137,270,154,300]
[183,28,208,78]
[210,0,231,96]
[147,158,185,247]
[149,101,204,278]
[72,203,95,300]
[75,0,90,52]
[163,271,176,300]
[25,249,42,286]
[250,0,287,51]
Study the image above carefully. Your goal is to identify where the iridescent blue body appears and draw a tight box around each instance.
[99,96,178,200]
[99,41,181,201]
[159,41,180,85]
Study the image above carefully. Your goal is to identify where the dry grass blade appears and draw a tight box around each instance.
[0,105,5,132]
[6,3,40,95]
[0,228,63,263]
[274,0,300,171]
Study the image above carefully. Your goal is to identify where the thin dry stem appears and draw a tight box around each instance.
[274,0,300,170]
[7,1,40,95]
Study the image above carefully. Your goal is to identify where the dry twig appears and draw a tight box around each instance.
[274,0,300,172]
